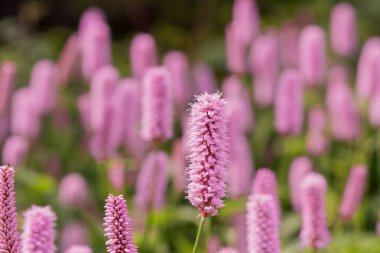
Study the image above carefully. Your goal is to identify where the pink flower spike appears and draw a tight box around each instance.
[0,165,21,253]
[275,69,304,136]
[66,245,92,253]
[79,7,106,31]
[2,135,29,167]
[60,222,88,252]
[299,25,327,86]
[300,173,330,250]
[330,3,357,57]
[339,165,368,221]
[22,205,57,253]
[246,194,280,253]
[135,151,168,211]
[141,67,173,142]
[104,194,137,253]
[232,0,260,46]
[225,23,246,74]
[163,51,191,110]
[130,33,157,79]
[58,34,80,85]
[58,173,88,208]
[193,62,217,95]
[0,61,17,116]
[251,168,280,223]
[187,92,228,217]
[288,156,313,211]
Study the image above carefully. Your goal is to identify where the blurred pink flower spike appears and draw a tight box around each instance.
[130,33,158,79]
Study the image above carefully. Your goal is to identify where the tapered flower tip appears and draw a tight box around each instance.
[141,66,173,142]
[66,245,92,253]
[232,0,260,45]
[289,156,313,211]
[22,205,57,253]
[0,61,16,75]
[130,33,157,79]
[58,173,88,207]
[79,7,106,30]
[104,194,137,253]
[301,172,327,192]
[2,135,29,167]
[299,25,326,86]
[187,92,228,217]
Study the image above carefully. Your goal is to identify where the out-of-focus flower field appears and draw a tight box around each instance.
[1,0,380,252]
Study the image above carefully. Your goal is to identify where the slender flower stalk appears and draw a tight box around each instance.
[339,165,368,221]
[0,165,21,253]
[288,156,313,211]
[141,67,173,142]
[66,245,92,253]
[300,173,330,250]
[104,194,137,253]
[22,205,57,253]
[246,194,280,253]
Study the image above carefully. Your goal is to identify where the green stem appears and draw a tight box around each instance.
[142,209,153,250]
[192,215,206,253]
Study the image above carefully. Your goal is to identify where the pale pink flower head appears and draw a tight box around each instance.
[22,205,56,253]
[249,32,279,107]
[232,0,260,47]
[225,23,246,74]
[300,173,330,250]
[299,25,327,86]
[275,69,304,136]
[141,67,173,142]
[0,61,17,115]
[29,60,58,114]
[2,135,29,167]
[61,222,88,252]
[103,194,137,253]
[163,50,191,110]
[356,38,380,99]
[11,88,41,139]
[58,173,88,207]
[79,12,111,81]
[288,156,313,211]
[0,165,21,253]
[135,151,168,211]
[251,168,280,222]
[130,33,157,79]
[218,247,238,253]
[58,34,80,84]
[187,92,228,217]
[66,245,92,253]
[327,81,361,141]
[193,62,217,95]
[330,3,357,57]
[90,65,119,132]
[246,194,280,253]
[339,165,367,221]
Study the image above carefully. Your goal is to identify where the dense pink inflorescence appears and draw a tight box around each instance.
[0,165,21,253]
[330,3,357,57]
[299,25,326,86]
[307,106,329,156]
[61,222,89,252]
[141,67,173,142]
[22,205,57,253]
[66,245,93,253]
[327,81,361,141]
[339,165,368,221]
[187,93,228,217]
[193,62,217,95]
[275,69,304,136]
[246,194,280,253]
[288,156,313,211]
[0,61,17,115]
[135,151,168,211]
[58,173,88,207]
[356,38,380,99]
[104,194,137,253]
[300,173,330,250]
[232,0,259,47]
[79,8,110,81]
[163,51,191,110]
[2,135,29,167]
[249,32,279,107]
[251,168,280,223]
[225,23,246,74]
[130,33,157,79]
